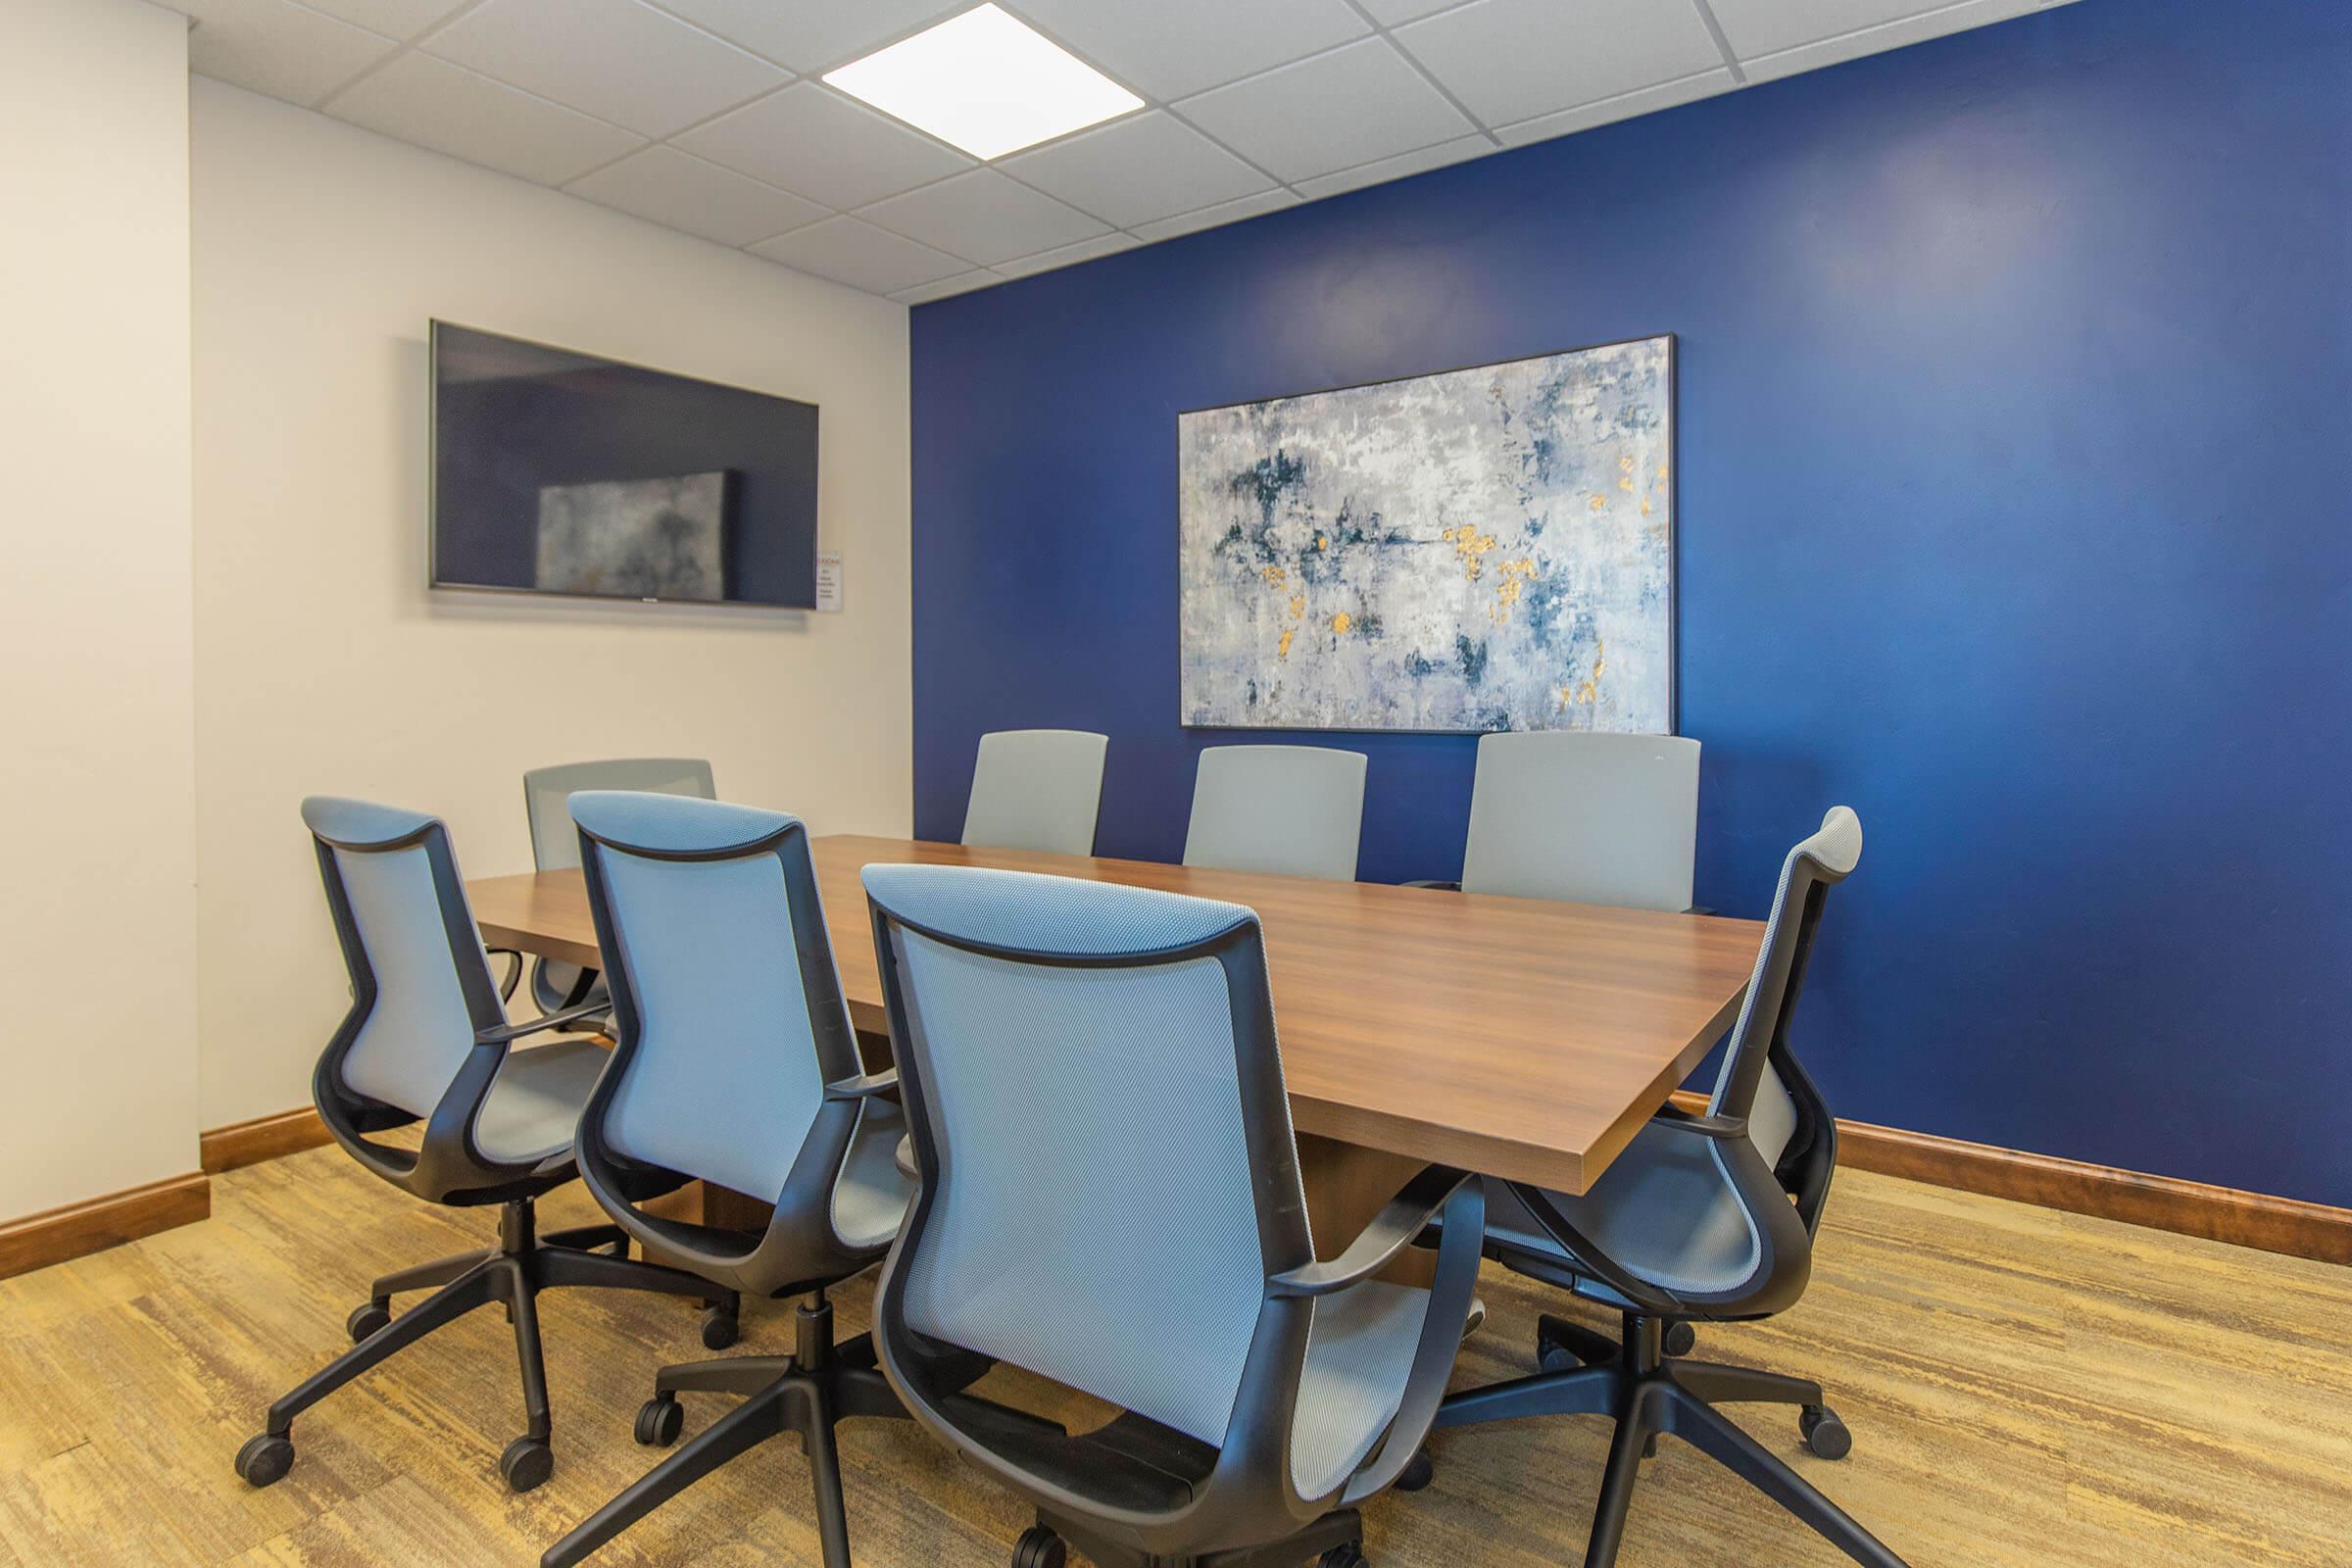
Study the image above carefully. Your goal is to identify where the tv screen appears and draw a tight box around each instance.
[429,321,819,608]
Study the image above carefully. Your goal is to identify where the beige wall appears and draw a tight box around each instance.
[0,0,201,1216]
[189,82,913,1131]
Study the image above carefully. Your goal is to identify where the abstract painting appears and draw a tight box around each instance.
[1179,335,1674,733]
[535,470,732,602]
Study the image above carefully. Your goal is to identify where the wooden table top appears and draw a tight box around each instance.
[467,835,1762,1195]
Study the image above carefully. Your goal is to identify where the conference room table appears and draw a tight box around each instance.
[466,835,1763,1260]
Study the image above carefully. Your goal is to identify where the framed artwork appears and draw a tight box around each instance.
[1178,334,1674,733]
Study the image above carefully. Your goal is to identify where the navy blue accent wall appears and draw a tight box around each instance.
[909,0,2352,1205]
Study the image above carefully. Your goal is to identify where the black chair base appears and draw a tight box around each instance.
[1436,1314,1908,1568]
[1020,1506,1365,1568]
[235,1197,733,1494]
[541,1293,908,1568]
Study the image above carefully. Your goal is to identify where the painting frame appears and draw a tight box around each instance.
[1175,331,1679,737]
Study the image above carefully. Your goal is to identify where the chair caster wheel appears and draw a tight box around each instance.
[1395,1446,1435,1493]
[346,1300,391,1343]
[234,1433,294,1488]
[1011,1525,1066,1568]
[635,1396,683,1447]
[1318,1544,1368,1568]
[1799,1403,1851,1461]
[700,1305,740,1351]
[499,1436,554,1493]
[1662,1320,1696,1356]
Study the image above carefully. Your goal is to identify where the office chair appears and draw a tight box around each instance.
[1183,744,1368,880]
[1422,732,1699,910]
[960,729,1107,856]
[863,864,1485,1568]
[1434,808,1908,1568]
[540,791,929,1568]
[235,799,732,1495]
[518,758,715,1028]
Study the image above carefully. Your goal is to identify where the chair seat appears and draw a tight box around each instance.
[1486,1119,1762,1300]
[1289,1279,1426,1499]
[832,1099,915,1251]
[473,1038,608,1163]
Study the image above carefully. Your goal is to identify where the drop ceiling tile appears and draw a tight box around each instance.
[893,270,1003,305]
[300,0,471,41]
[1175,38,1475,184]
[1704,0,1965,60]
[326,51,648,186]
[1392,0,1723,128]
[995,232,1140,279]
[1000,112,1273,228]
[1493,67,1735,146]
[751,216,970,294]
[1357,0,1472,23]
[675,82,971,211]
[182,0,398,106]
[1739,0,2069,81]
[422,0,788,138]
[1010,0,1370,102]
[858,170,1108,268]
[566,146,829,247]
[1128,188,1300,243]
[1293,133,1492,200]
[648,0,957,73]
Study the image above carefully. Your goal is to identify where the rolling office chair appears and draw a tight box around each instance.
[1183,744,1368,880]
[961,729,1108,856]
[863,864,1486,1568]
[1435,808,1908,1568]
[540,792,926,1568]
[518,758,715,1030]
[1419,732,1701,910]
[235,799,732,1495]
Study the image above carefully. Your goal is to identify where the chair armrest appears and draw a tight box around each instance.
[824,1067,901,1102]
[485,947,524,1003]
[474,1001,607,1044]
[1269,1164,1471,1298]
[1400,879,1461,892]
[1684,905,1715,916]
[1652,1102,1748,1140]
[1341,1173,1486,1502]
[894,1134,918,1181]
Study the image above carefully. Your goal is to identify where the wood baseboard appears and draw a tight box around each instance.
[200,1106,332,1174]
[1671,1090,2352,1266]
[0,1173,211,1281]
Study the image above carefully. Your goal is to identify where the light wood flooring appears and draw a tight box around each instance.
[2,1144,2348,1567]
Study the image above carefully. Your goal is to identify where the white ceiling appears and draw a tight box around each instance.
[170,0,2079,305]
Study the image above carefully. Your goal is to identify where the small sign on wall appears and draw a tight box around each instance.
[816,551,843,612]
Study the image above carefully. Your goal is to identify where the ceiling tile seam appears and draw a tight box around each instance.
[1336,0,1504,146]
[305,0,498,113]
[1686,0,1751,84]
[1735,0,2060,68]
[1488,65,1739,141]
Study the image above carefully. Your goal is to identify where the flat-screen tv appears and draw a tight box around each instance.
[429,321,819,608]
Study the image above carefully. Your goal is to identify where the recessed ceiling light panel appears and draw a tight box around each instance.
[823,4,1144,161]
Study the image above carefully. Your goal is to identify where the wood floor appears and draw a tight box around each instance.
[2,1145,2348,1567]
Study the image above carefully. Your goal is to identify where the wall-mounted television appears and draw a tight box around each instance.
[428,321,819,608]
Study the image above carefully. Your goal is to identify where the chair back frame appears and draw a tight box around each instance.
[865,884,1377,1556]
[570,806,887,1299]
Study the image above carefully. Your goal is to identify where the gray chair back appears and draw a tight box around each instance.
[1459,732,1698,910]
[1182,745,1367,881]
[1708,807,1863,1194]
[569,790,903,1297]
[302,797,553,1203]
[960,730,1107,856]
[521,758,713,1013]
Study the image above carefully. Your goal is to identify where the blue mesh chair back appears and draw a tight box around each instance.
[960,730,1107,856]
[1182,745,1368,881]
[569,791,906,1297]
[521,759,714,1014]
[1459,732,1699,910]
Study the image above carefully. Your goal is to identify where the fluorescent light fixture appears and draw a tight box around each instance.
[823,4,1143,161]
